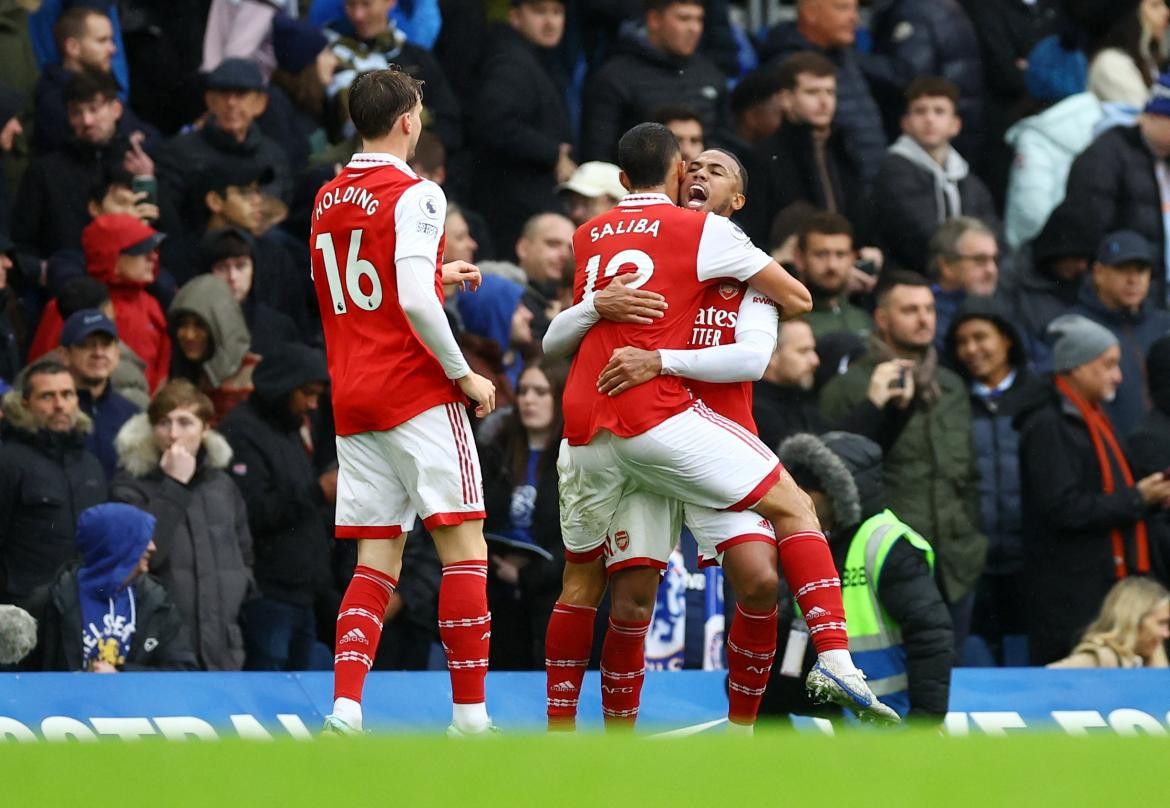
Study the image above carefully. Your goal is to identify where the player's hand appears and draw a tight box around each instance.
[441,260,481,293]
[594,274,668,324]
[160,444,197,484]
[458,371,497,417]
[597,347,662,396]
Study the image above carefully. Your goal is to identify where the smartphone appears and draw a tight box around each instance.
[855,258,878,277]
[888,366,908,391]
[131,175,157,206]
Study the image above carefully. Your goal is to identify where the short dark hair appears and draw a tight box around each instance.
[58,276,111,318]
[797,211,853,251]
[652,104,702,128]
[776,51,836,92]
[731,68,785,119]
[617,123,680,190]
[644,0,703,13]
[710,147,749,195]
[86,165,135,206]
[408,128,445,175]
[875,269,931,307]
[767,201,819,253]
[54,7,105,54]
[64,68,120,107]
[348,67,424,141]
[20,358,72,398]
[904,76,960,110]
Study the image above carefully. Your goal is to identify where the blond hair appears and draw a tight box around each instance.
[1077,577,1169,666]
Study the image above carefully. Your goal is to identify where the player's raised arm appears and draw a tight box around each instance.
[745,262,812,321]
[695,214,812,319]
[543,274,668,358]
[598,290,778,395]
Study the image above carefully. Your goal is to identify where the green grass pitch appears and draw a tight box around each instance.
[2,729,1165,806]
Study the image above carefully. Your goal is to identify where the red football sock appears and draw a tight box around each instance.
[334,565,396,703]
[545,602,597,730]
[600,617,650,729]
[726,604,778,725]
[439,560,491,704]
[779,531,848,652]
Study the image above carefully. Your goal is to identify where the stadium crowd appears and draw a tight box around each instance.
[2,0,1170,717]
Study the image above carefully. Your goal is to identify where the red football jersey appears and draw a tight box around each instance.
[685,281,757,434]
[309,152,462,436]
[562,194,772,444]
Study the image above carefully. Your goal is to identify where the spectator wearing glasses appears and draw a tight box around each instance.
[927,217,1000,356]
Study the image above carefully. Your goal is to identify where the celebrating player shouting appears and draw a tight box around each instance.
[544,127,899,728]
[311,68,497,737]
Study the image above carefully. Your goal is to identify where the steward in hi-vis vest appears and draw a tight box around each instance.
[759,432,954,723]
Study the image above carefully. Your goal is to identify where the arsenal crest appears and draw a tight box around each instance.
[614,530,630,551]
[719,283,739,300]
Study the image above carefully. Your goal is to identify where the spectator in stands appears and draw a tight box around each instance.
[112,379,254,671]
[944,297,1046,666]
[581,0,727,162]
[726,68,785,154]
[220,345,334,671]
[1017,314,1170,663]
[1087,0,1170,108]
[515,211,574,336]
[741,52,867,247]
[558,162,626,228]
[261,13,338,175]
[758,0,887,177]
[168,274,257,425]
[1129,334,1170,476]
[1073,231,1170,436]
[821,271,985,652]
[927,217,1000,354]
[1003,91,1103,250]
[324,0,461,152]
[654,105,706,163]
[1050,575,1170,668]
[200,227,299,357]
[792,212,871,342]
[1060,73,1170,308]
[867,0,985,158]
[765,431,953,723]
[0,359,106,607]
[59,309,139,480]
[26,276,150,408]
[752,319,827,450]
[872,79,998,277]
[472,0,574,256]
[81,213,170,391]
[480,357,567,670]
[24,502,197,672]
[458,274,534,407]
[960,0,1064,202]
[13,70,157,259]
[1005,205,1095,371]
[444,204,479,266]
[156,58,292,231]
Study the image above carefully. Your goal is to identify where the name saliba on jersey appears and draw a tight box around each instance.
[588,217,661,241]
[689,282,741,347]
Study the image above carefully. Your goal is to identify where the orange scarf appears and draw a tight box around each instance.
[1055,376,1149,578]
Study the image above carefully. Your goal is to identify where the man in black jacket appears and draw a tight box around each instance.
[24,502,197,672]
[472,0,576,260]
[1060,78,1170,308]
[0,359,106,607]
[581,0,727,162]
[219,344,335,671]
[760,431,953,723]
[12,69,157,259]
[740,52,867,247]
[1017,314,1170,663]
[757,0,887,178]
[753,319,828,450]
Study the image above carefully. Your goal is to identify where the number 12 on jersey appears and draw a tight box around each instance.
[583,249,655,296]
[314,229,384,314]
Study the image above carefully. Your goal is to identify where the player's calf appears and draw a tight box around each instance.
[601,567,658,730]
[722,542,780,727]
[546,557,606,731]
[329,564,398,732]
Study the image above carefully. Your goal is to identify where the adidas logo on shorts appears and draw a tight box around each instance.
[341,628,369,646]
[551,681,577,693]
[805,607,830,620]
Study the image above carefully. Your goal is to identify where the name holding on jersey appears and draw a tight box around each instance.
[314,184,381,221]
[589,217,661,241]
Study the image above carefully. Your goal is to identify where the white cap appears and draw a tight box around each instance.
[558,161,627,200]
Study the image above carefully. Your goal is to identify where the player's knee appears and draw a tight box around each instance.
[610,570,658,623]
[610,593,655,624]
[735,567,779,611]
[560,560,606,607]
